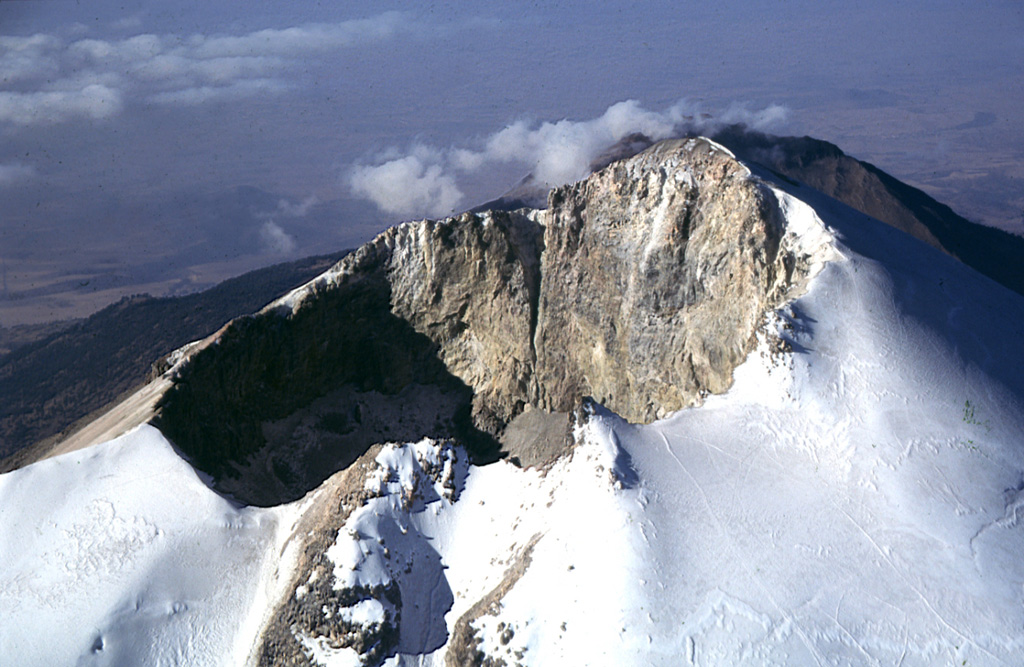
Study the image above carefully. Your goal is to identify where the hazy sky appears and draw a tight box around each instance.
[2,0,1022,325]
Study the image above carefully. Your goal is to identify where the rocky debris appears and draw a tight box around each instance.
[256,439,465,666]
[498,407,571,469]
[290,579,401,667]
[155,137,809,500]
[445,535,541,667]
[220,383,468,507]
[256,407,619,667]
[255,452,382,666]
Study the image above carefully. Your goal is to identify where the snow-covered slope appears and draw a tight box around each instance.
[1,153,1023,666]
[0,425,304,665]
[313,185,1024,666]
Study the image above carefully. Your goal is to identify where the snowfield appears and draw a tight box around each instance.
[2,171,1023,666]
[0,426,304,666]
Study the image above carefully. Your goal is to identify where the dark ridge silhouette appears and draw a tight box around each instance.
[709,125,1024,298]
[0,251,349,464]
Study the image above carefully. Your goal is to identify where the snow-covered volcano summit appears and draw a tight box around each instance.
[2,138,1023,666]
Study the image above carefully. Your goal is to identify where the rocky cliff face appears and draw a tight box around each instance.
[382,210,543,435]
[532,139,796,421]
[144,137,823,664]
[375,138,803,425]
[155,137,810,503]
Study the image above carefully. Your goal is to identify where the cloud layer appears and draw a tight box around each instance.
[346,100,789,219]
[0,162,36,186]
[0,12,410,125]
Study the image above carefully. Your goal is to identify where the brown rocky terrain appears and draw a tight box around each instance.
[154,137,811,506]
[531,139,799,421]
[481,127,1024,299]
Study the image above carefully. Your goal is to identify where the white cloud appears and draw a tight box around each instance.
[0,84,123,125]
[0,163,35,186]
[348,146,464,219]
[253,196,318,254]
[465,100,687,186]
[0,34,61,83]
[0,12,414,125]
[259,221,297,255]
[707,103,790,131]
[190,56,283,84]
[191,13,407,58]
[149,79,285,106]
[348,100,790,218]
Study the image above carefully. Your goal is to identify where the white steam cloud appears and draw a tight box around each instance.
[346,100,789,219]
[452,100,686,185]
[275,195,319,218]
[348,146,464,219]
[254,195,317,254]
[259,221,297,255]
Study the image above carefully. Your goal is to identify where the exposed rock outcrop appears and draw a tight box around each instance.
[256,439,466,666]
[155,137,810,503]
[531,139,796,421]
[383,210,543,435]
[147,137,823,665]
[376,138,802,424]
